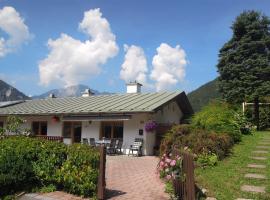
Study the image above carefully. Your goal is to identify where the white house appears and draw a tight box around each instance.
[0,82,193,155]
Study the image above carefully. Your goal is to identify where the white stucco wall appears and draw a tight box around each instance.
[122,113,148,155]
[153,101,183,124]
[81,121,100,140]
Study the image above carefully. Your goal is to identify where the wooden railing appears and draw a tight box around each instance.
[34,135,64,142]
[97,145,106,200]
[173,152,195,200]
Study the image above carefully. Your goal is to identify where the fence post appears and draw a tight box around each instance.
[98,145,106,200]
[183,152,195,200]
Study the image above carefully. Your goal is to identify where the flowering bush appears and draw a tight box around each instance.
[157,153,184,181]
[145,121,157,132]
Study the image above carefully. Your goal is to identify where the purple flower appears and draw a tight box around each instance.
[145,121,157,132]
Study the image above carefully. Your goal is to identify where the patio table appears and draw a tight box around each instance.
[95,139,111,146]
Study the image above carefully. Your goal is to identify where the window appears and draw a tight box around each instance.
[101,121,123,139]
[32,121,47,135]
[62,122,82,143]
[63,122,72,138]
[0,121,3,129]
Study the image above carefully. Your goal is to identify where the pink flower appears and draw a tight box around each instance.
[166,175,172,180]
[160,161,165,166]
[165,158,171,163]
[170,160,176,166]
[176,155,181,160]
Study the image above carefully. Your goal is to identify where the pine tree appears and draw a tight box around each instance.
[217,11,270,129]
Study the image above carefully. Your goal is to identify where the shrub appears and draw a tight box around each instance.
[160,125,234,161]
[159,124,192,155]
[0,136,100,198]
[0,136,40,196]
[235,112,253,135]
[33,140,67,186]
[185,130,233,159]
[197,152,218,167]
[191,101,242,142]
[56,144,99,197]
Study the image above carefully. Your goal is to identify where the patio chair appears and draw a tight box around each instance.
[106,138,117,154]
[82,138,89,145]
[115,139,123,154]
[89,138,96,147]
[128,138,143,156]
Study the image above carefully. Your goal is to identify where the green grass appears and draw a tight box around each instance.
[195,131,270,200]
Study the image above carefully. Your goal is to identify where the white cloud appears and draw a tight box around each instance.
[120,44,148,85]
[0,6,31,57]
[150,43,187,91]
[39,8,119,87]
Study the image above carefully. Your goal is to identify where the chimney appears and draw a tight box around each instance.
[82,89,94,97]
[126,81,142,94]
[48,93,56,98]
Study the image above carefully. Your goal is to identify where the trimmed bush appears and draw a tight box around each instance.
[56,144,99,197]
[0,136,40,196]
[33,140,67,185]
[0,136,100,198]
[191,101,242,142]
[160,125,234,160]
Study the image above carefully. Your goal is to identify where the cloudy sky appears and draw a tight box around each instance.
[0,0,270,96]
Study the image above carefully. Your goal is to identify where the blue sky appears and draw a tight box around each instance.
[0,0,270,96]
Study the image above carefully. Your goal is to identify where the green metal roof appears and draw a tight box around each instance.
[0,91,187,115]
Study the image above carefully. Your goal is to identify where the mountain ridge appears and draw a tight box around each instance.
[187,78,222,112]
[32,84,111,99]
[0,80,30,102]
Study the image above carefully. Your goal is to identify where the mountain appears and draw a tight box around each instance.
[187,78,222,112]
[32,84,110,99]
[0,80,30,102]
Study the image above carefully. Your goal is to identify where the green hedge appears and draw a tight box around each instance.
[191,101,242,142]
[0,136,99,198]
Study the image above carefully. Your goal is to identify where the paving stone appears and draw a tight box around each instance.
[247,164,266,169]
[236,198,253,200]
[250,156,267,160]
[24,194,39,198]
[256,146,270,149]
[252,150,268,154]
[241,185,265,193]
[258,142,270,145]
[244,173,267,179]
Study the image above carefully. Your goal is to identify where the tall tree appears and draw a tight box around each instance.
[217,11,270,130]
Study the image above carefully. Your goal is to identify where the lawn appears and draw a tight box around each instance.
[195,131,270,200]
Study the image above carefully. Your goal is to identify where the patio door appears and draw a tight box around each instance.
[100,121,123,139]
[63,121,82,143]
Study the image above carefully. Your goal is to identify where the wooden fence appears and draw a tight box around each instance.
[173,152,195,200]
[34,135,64,142]
[97,145,106,200]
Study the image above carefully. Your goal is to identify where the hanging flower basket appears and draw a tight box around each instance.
[145,121,157,132]
[51,116,60,123]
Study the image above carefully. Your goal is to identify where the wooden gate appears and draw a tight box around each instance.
[97,145,106,200]
[173,152,195,200]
